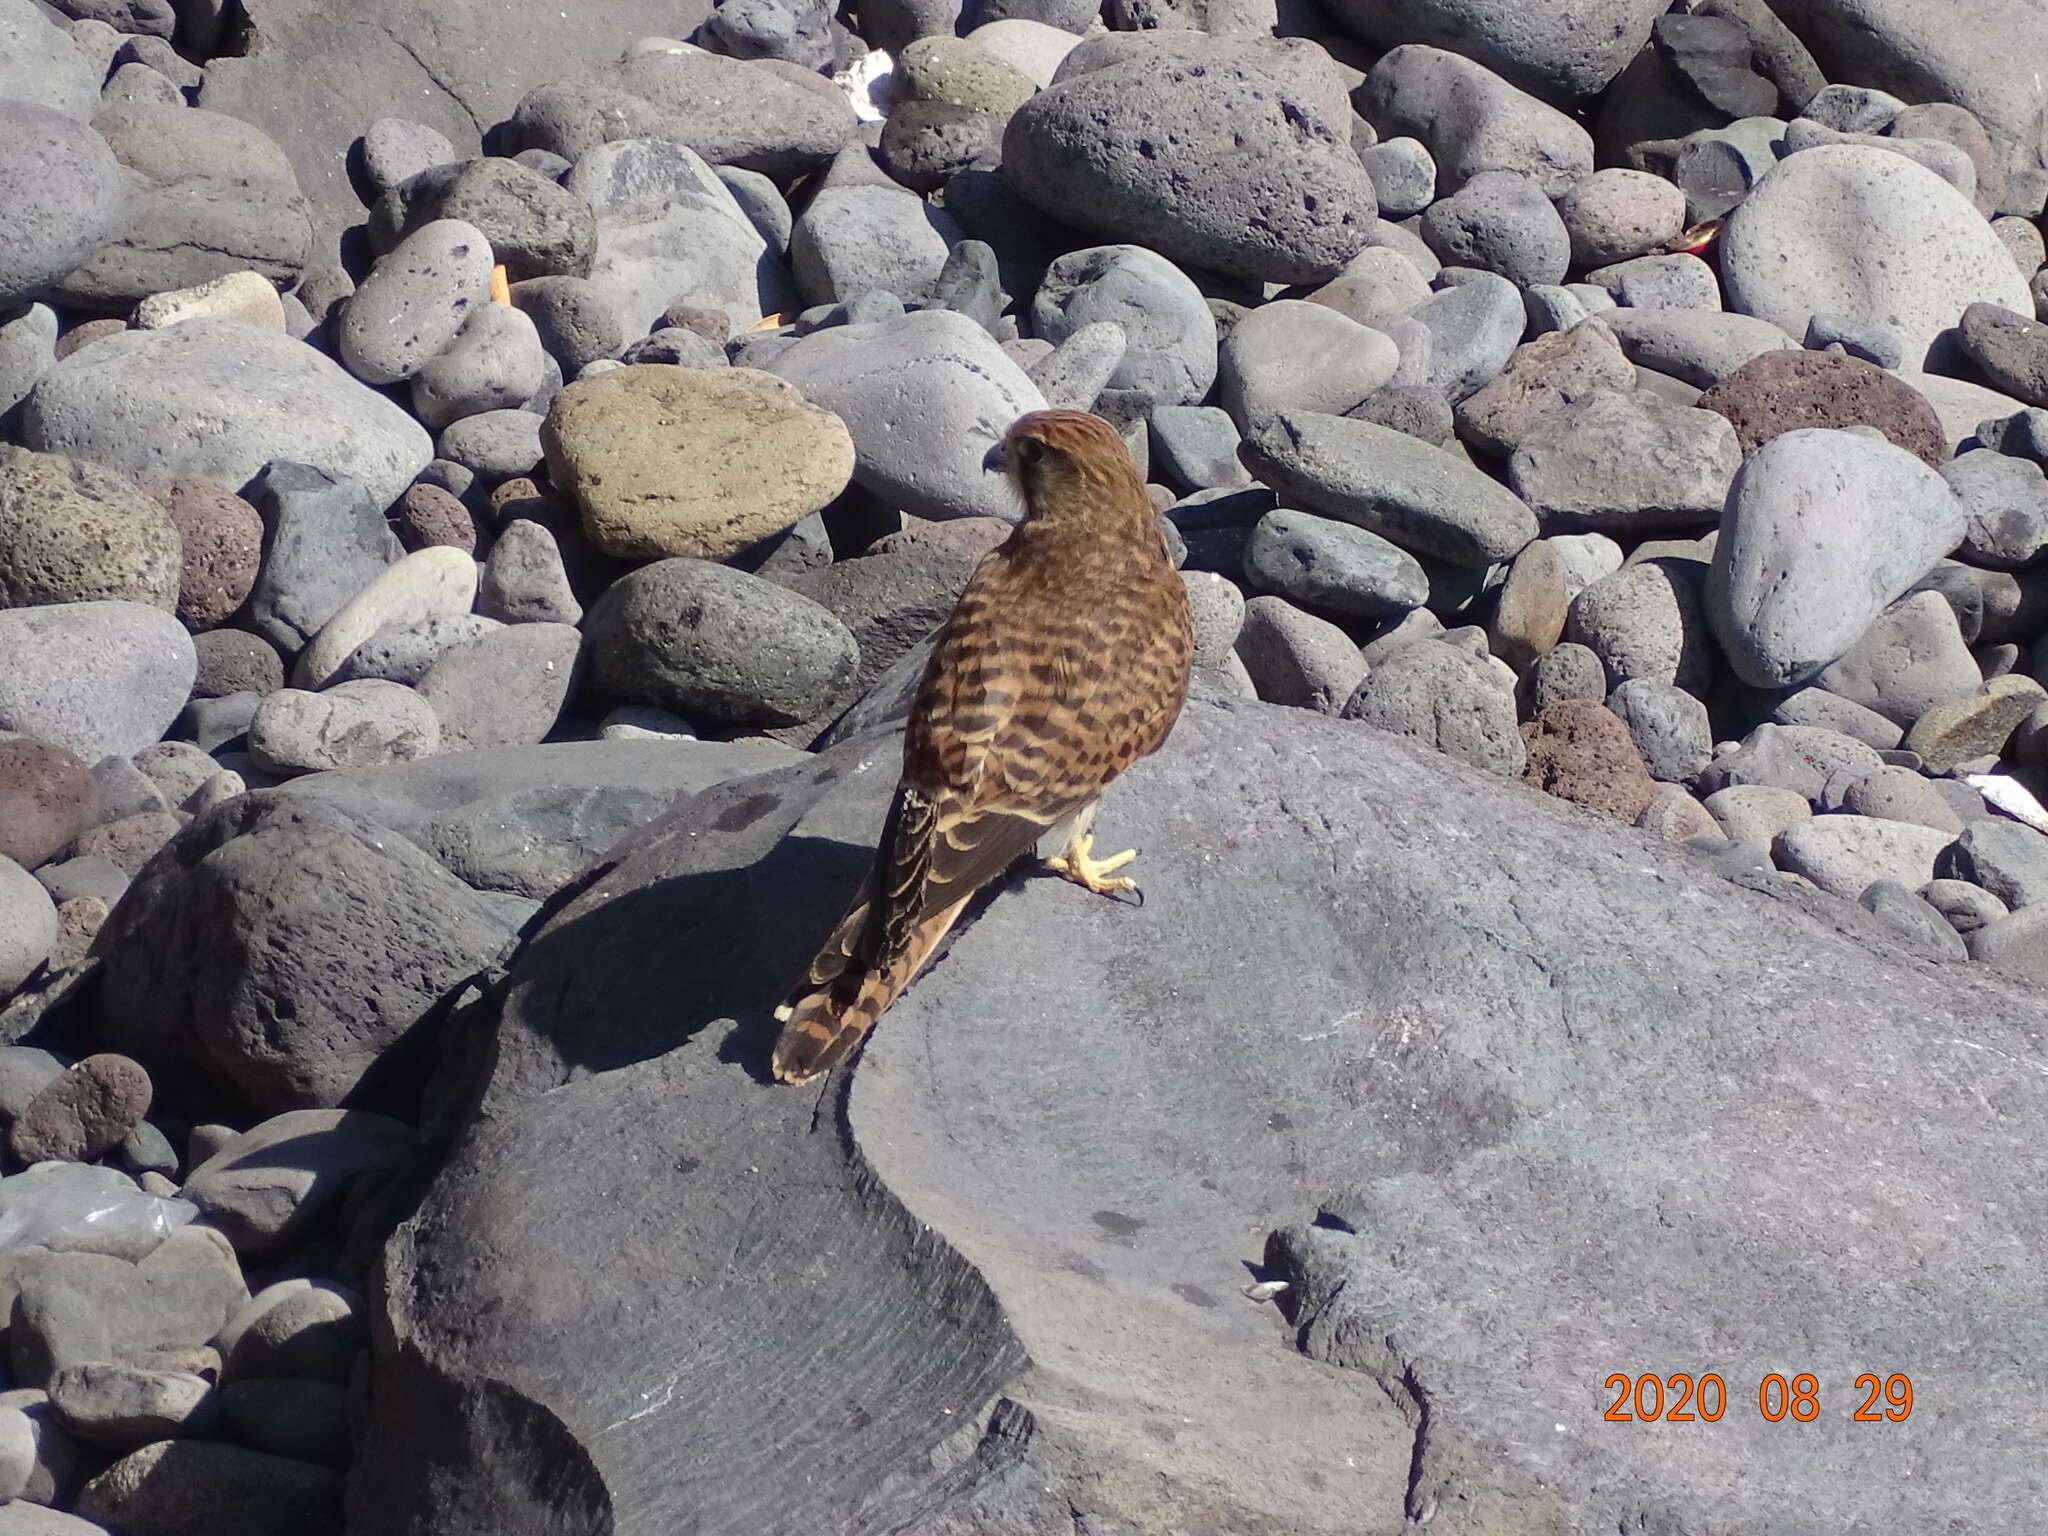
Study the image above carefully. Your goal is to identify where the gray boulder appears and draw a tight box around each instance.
[1708,428,1967,688]
[565,137,796,337]
[585,557,860,728]
[24,322,432,514]
[352,695,2048,1533]
[0,603,194,763]
[1327,0,1664,100]
[87,794,524,1117]
[1032,245,1216,424]
[1343,638,1524,775]
[1359,44,1594,196]
[1244,508,1429,622]
[1719,145,2032,369]
[1003,59,1377,284]
[0,105,125,310]
[1816,590,1987,728]
[0,0,99,120]
[1507,390,1739,534]
[1418,170,1570,287]
[771,309,1045,523]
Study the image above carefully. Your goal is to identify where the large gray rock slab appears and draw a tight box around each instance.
[358,697,2048,1533]
[23,322,432,513]
[196,0,720,266]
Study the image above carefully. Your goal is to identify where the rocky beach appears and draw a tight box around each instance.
[1,0,2048,1529]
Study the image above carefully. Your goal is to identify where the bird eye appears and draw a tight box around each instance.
[1013,437,1047,469]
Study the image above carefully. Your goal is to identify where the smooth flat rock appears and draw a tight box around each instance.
[1720,145,2033,369]
[1709,428,1967,688]
[1242,410,1538,567]
[1360,44,1594,196]
[0,603,195,763]
[24,322,432,513]
[356,696,2048,1533]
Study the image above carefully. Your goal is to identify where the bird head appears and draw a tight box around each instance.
[988,410,1151,534]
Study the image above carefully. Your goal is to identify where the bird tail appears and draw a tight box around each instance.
[771,894,971,1084]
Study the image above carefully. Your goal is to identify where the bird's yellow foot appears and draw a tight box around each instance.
[1048,832,1139,896]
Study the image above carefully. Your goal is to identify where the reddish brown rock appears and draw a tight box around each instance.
[1520,699,1656,822]
[10,1053,153,1164]
[397,483,476,555]
[0,738,102,871]
[1697,350,1946,467]
[150,477,263,631]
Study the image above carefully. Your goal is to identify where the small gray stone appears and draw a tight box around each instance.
[791,184,960,308]
[242,463,402,659]
[338,219,494,387]
[248,681,441,776]
[359,118,459,197]
[1935,812,2048,909]
[1148,406,1250,494]
[184,1108,413,1258]
[1565,557,1713,692]
[1607,677,1711,783]
[1408,270,1524,401]
[435,410,545,483]
[1816,590,1984,728]
[1770,686,1906,750]
[1218,302,1398,429]
[331,615,503,687]
[1233,595,1367,713]
[49,1362,217,1450]
[220,1278,365,1383]
[1599,307,1800,390]
[1857,879,1968,959]
[1921,876,2009,934]
[771,308,1044,522]
[416,623,582,753]
[409,303,549,431]
[1943,447,2048,568]
[1556,168,1686,268]
[1522,640,1606,716]
[509,275,626,376]
[1032,245,1216,425]
[1698,722,1883,801]
[1703,782,1812,846]
[1357,138,1437,218]
[478,520,581,626]
[1507,390,1738,535]
[1585,253,1721,312]
[1454,319,1636,460]
[1804,84,1905,135]
[1244,507,1428,623]
[1419,171,1570,287]
[1841,764,1966,833]
[1342,637,1525,776]
[1026,321,1127,415]
[1773,815,1955,899]
[1358,44,1594,197]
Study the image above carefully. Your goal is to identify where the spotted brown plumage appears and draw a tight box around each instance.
[771,409,1195,1084]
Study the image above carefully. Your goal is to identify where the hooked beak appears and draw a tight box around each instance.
[981,440,1008,475]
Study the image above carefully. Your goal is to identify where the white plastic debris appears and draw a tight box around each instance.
[1243,1279,1291,1303]
[1968,773,2048,836]
[0,1162,197,1262]
[835,48,897,122]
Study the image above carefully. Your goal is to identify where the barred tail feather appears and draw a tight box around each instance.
[770,896,970,1084]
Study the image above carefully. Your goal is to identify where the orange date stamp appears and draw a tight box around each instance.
[1603,1373,1915,1424]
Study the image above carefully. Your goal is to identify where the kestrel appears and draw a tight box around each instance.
[771,409,1195,1084]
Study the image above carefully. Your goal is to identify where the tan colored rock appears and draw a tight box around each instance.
[132,270,285,333]
[1488,539,1567,671]
[1905,674,2048,773]
[542,365,855,562]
